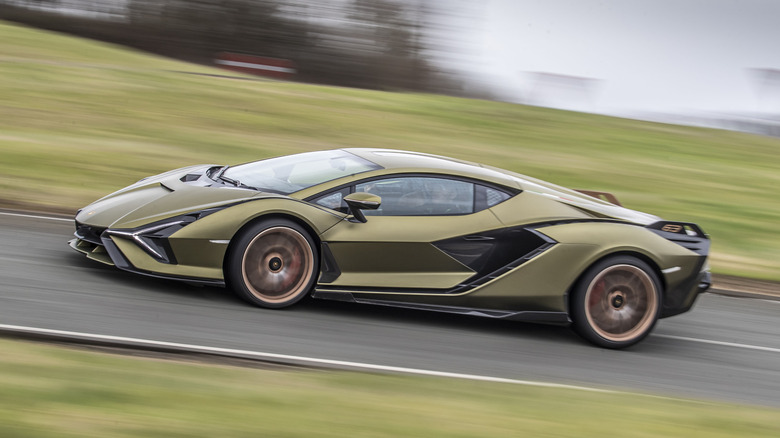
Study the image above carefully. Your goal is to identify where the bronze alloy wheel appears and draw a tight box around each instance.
[584,264,658,342]
[232,221,317,308]
[572,256,662,348]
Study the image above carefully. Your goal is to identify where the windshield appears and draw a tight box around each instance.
[221,150,381,194]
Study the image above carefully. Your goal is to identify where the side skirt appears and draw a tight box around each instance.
[311,290,570,325]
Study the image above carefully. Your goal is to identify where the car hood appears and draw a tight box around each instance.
[75,165,279,229]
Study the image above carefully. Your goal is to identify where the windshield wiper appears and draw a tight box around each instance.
[213,166,266,192]
[213,165,229,179]
[214,165,243,187]
[218,174,241,187]
[217,173,262,191]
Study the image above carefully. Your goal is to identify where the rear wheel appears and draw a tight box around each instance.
[571,256,661,348]
[227,219,318,308]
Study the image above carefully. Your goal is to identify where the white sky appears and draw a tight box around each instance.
[469,0,780,114]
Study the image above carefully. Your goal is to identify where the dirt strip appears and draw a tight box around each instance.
[711,274,780,300]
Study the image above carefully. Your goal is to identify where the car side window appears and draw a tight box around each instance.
[312,187,351,214]
[355,177,475,216]
[474,185,512,212]
[310,178,514,216]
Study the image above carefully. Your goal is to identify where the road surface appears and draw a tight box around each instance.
[1,211,778,407]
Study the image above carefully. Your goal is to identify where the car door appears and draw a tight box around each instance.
[313,175,508,291]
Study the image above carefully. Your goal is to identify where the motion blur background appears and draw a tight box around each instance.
[4,0,780,135]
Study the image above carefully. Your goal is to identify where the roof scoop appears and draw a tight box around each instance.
[574,190,622,206]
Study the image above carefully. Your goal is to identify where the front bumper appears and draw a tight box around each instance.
[661,266,711,318]
[69,237,114,265]
[69,226,225,287]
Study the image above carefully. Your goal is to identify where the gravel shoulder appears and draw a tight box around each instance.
[711,274,780,300]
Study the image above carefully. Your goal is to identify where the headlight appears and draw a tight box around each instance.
[106,207,223,264]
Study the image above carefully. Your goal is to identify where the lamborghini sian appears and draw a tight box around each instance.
[69,149,711,348]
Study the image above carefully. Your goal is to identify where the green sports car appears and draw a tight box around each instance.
[69,149,710,348]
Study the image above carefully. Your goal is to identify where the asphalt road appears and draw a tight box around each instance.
[1,212,779,407]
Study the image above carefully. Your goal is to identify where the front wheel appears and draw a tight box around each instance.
[571,256,662,349]
[227,219,318,309]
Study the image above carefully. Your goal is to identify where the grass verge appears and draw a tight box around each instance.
[1,337,778,437]
[1,21,779,279]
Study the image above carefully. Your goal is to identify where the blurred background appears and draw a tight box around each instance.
[1,0,480,95]
[3,0,780,136]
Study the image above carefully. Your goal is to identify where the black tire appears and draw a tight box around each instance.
[226,219,318,309]
[571,256,662,349]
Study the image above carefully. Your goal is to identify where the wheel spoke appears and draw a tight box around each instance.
[616,311,632,333]
[627,275,642,293]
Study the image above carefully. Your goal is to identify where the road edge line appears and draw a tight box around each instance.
[654,334,780,354]
[0,323,615,393]
[0,211,73,222]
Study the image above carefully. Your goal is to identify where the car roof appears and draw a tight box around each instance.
[342,148,521,188]
[338,148,661,225]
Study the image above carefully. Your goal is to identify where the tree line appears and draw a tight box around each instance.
[1,0,480,95]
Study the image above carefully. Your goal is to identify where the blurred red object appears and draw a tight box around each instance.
[215,52,296,79]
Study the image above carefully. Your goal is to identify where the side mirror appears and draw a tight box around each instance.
[344,192,381,223]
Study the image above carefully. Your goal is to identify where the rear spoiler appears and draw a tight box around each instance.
[574,190,622,206]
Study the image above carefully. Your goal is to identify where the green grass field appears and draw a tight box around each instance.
[2,337,779,437]
[0,20,779,281]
